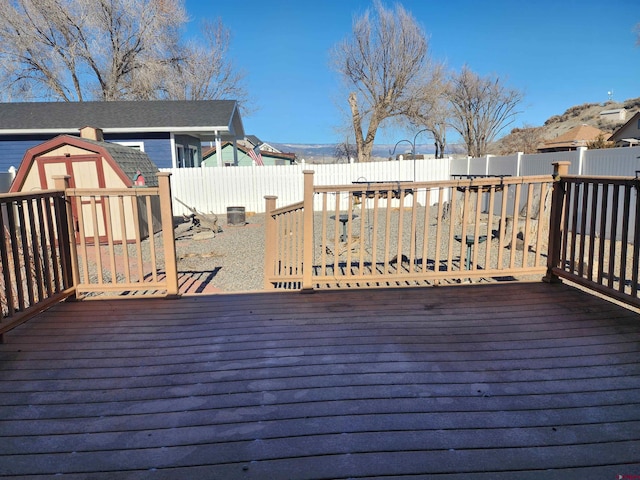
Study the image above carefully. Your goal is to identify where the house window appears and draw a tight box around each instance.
[116,141,145,152]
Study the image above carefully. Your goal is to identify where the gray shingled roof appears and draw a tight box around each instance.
[0,100,243,137]
[75,136,160,187]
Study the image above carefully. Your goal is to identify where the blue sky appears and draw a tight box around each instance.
[185,0,640,145]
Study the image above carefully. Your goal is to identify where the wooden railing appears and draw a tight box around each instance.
[0,189,75,339]
[55,173,179,299]
[0,172,179,339]
[545,161,640,308]
[265,170,554,290]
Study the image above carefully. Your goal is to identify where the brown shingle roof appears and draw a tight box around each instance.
[539,124,607,150]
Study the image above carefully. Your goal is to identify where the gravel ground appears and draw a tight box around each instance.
[175,213,266,292]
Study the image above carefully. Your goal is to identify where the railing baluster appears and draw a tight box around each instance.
[497,184,509,270]
[577,180,589,278]
[597,183,609,284]
[618,185,631,294]
[35,197,52,297]
[421,187,431,274]
[447,186,457,272]
[587,182,599,282]
[145,195,158,284]
[472,186,483,271]
[521,183,533,269]
[396,190,405,275]
[409,190,418,273]
[607,184,620,289]
[434,187,444,278]
[118,195,131,284]
[510,184,521,270]
[130,195,144,284]
[103,196,118,285]
[631,185,640,298]
[0,203,15,317]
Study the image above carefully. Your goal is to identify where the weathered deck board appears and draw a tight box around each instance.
[1,282,639,479]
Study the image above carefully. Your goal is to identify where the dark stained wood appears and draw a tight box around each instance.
[1,282,639,479]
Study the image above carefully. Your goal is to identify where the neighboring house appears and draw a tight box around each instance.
[537,124,608,153]
[0,100,245,172]
[242,135,281,154]
[608,111,640,147]
[202,142,296,167]
[9,126,161,242]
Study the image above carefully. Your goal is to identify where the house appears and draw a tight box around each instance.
[243,135,281,154]
[599,107,627,123]
[608,111,640,147]
[9,126,161,242]
[537,124,608,152]
[202,142,296,167]
[0,100,245,172]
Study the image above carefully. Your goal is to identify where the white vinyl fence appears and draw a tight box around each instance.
[163,146,640,216]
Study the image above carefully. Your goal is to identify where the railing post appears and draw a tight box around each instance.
[157,172,180,298]
[264,195,278,290]
[302,170,315,292]
[543,161,570,283]
[52,175,77,299]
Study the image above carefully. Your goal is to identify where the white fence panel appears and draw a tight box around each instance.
[468,157,489,176]
[488,154,519,177]
[521,150,580,176]
[162,158,450,215]
[582,146,640,176]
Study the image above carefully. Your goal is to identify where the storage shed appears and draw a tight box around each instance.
[10,127,161,242]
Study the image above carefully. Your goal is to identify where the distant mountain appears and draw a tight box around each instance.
[270,142,437,163]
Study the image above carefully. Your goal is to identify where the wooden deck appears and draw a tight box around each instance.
[1,282,639,479]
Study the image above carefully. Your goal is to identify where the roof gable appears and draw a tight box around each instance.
[10,134,159,192]
[609,111,640,142]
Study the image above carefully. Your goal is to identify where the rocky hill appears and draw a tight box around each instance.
[493,97,640,154]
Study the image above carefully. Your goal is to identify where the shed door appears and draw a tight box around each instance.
[37,156,108,242]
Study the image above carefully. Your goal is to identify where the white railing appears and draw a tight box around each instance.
[162,146,640,216]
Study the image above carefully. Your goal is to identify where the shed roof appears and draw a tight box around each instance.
[0,100,244,140]
[10,134,160,192]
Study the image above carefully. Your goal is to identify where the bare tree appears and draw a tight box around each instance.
[448,66,523,158]
[331,1,442,162]
[407,73,449,159]
[0,0,246,103]
[334,137,357,163]
[161,18,247,104]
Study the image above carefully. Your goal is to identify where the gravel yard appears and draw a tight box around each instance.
[175,213,266,293]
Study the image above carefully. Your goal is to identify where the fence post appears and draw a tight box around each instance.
[264,195,277,290]
[302,170,315,292]
[516,152,523,177]
[52,175,77,298]
[577,146,587,175]
[543,161,570,283]
[157,172,180,298]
